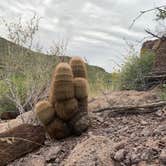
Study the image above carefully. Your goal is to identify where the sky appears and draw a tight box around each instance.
[0,0,165,72]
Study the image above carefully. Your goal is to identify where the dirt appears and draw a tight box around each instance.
[1,90,166,166]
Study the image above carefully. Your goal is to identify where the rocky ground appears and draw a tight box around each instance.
[1,90,166,166]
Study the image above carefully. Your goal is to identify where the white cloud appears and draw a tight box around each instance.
[0,0,165,71]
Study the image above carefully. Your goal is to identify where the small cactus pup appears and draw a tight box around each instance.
[55,98,78,121]
[35,100,55,125]
[69,57,87,78]
[45,117,71,139]
[49,63,74,104]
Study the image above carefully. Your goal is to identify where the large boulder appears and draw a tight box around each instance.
[141,37,166,73]
[62,135,115,166]
[0,124,45,165]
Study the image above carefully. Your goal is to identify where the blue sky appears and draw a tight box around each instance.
[0,0,165,72]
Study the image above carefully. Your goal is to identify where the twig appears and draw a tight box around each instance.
[145,29,163,39]
[129,5,166,29]
[93,101,166,114]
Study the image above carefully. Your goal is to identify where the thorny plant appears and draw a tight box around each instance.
[0,13,66,123]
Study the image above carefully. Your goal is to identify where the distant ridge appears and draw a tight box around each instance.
[0,37,111,81]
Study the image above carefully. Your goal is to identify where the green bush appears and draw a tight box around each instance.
[119,52,155,90]
[87,65,112,96]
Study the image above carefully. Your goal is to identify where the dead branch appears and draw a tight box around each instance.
[144,29,162,39]
[129,5,166,29]
[93,101,166,114]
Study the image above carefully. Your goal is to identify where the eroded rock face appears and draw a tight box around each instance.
[141,39,158,54]
[141,37,166,73]
[155,39,166,72]
[62,136,114,166]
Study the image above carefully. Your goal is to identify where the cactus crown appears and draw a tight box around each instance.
[49,62,74,103]
[69,57,87,78]
[54,63,73,76]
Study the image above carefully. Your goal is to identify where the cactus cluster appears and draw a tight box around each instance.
[35,57,90,139]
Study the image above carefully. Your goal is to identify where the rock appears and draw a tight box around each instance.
[140,127,151,137]
[145,139,158,148]
[62,136,114,166]
[159,150,166,164]
[140,120,148,125]
[26,156,45,166]
[141,148,159,161]
[137,161,147,166]
[0,111,40,134]
[130,133,136,139]
[114,140,127,150]
[130,152,140,164]
[154,125,166,135]
[0,111,19,120]
[0,124,45,165]
[114,149,126,161]
[155,109,164,117]
[45,146,61,162]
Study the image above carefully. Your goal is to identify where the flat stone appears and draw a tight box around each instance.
[114,149,126,161]
[160,150,166,164]
[141,127,151,137]
[45,146,61,162]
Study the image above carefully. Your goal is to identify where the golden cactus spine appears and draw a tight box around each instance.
[69,57,87,78]
[68,57,90,135]
[55,98,78,121]
[49,62,78,122]
[49,63,74,104]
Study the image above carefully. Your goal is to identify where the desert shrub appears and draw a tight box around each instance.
[0,97,17,113]
[89,73,111,97]
[0,53,58,112]
[110,71,121,90]
[87,64,112,96]
[0,14,62,116]
[119,52,155,90]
